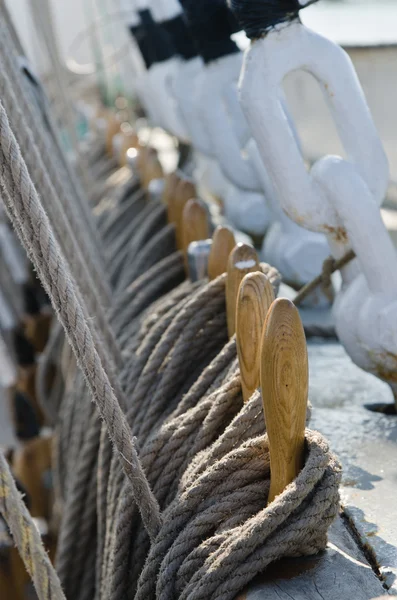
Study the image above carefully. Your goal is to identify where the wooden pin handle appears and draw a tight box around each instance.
[226,243,260,338]
[260,298,308,504]
[174,179,196,250]
[208,226,236,281]
[236,272,275,403]
[163,172,180,207]
[182,199,209,258]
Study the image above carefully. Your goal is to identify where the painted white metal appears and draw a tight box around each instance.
[222,181,270,236]
[137,0,190,140]
[239,20,396,392]
[120,0,190,140]
[190,52,272,235]
[186,44,328,291]
[246,139,331,299]
[151,0,180,21]
[239,21,388,234]
[167,51,231,200]
[197,52,260,192]
[172,59,210,155]
[319,157,397,401]
[119,5,160,124]
[194,152,230,201]
[146,58,191,141]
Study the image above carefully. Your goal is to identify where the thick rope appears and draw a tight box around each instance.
[294,249,356,306]
[0,101,161,541]
[0,33,342,599]
[136,427,340,600]
[0,451,66,600]
[55,252,186,597]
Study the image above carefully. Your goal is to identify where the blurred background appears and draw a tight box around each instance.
[7,0,397,201]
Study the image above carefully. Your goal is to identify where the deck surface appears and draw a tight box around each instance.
[241,339,397,599]
[309,342,397,593]
[241,517,389,599]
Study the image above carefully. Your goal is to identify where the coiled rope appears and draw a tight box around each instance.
[0,100,162,541]
[0,47,341,600]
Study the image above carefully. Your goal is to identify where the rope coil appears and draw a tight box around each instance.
[0,11,342,594]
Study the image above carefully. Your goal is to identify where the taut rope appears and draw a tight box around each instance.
[0,101,162,541]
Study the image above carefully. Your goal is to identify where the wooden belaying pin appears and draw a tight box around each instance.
[182,199,209,260]
[166,173,182,225]
[260,298,308,504]
[163,172,180,206]
[208,226,236,281]
[236,272,275,404]
[174,179,196,250]
[226,243,260,338]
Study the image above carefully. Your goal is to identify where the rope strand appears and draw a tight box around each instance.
[0,100,161,541]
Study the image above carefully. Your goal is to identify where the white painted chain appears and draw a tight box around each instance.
[239,21,389,240]
[239,19,397,398]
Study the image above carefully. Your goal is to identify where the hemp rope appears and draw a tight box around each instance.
[55,258,188,595]
[101,284,230,599]
[43,188,159,432]
[108,200,167,289]
[0,132,337,598]
[134,409,339,600]
[114,202,170,292]
[0,101,162,542]
[53,247,279,600]
[53,229,185,539]
[99,268,279,600]
[36,319,65,425]
[294,250,356,306]
[74,279,224,599]
[0,450,65,600]
[112,252,185,341]
[0,24,335,597]
[53,193,184,527]
[100,189,146,258]
[108,356,240,600]
[91,154,121,182]
[42,152,169,530]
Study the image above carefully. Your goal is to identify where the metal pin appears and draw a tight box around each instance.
[187,239,212,282]
[147,178,165,203]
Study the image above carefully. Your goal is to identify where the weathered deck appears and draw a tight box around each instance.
[241,517,389,599]
[241,335,397,598]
